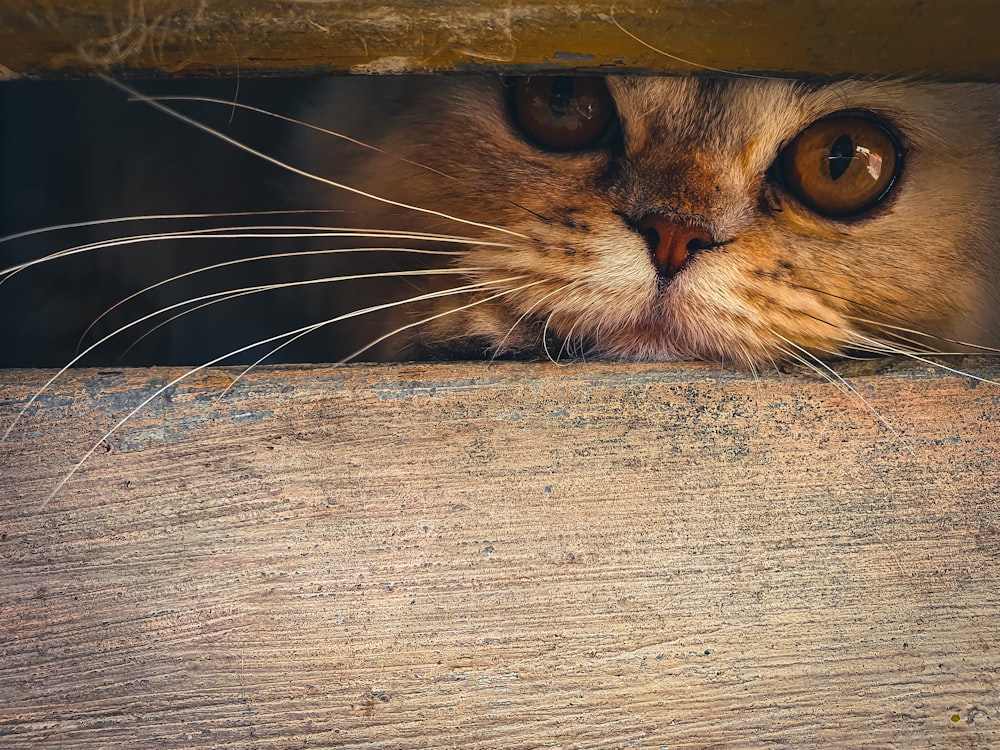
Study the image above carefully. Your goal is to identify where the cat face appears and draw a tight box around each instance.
[310,75,1000,366]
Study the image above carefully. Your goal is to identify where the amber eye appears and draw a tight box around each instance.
[778,114,902,218]
[511,76,616,151]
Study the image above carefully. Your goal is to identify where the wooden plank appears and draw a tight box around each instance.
[1,0,999,81]
[1,360,998,747]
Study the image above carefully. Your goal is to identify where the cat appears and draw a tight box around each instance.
[288,74,1000,372]
[3,74,1000,376]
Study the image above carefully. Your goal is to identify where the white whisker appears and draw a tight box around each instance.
[339,279,547,364]
[2,226,504,280]
[100,76,530,240]
[774,333,905,443]
[39,276,533,507]
[38,277,542,512]
[846,315,1000,355]
[77,243,479,350]
[2,268,478,443]
[148,96,477,186]
[114,289,258,362]
[0,209,340,247]
[218,277,530,398]
[145,95,555,224]
[734,341,762,390]
[845,333,1000,387]
[541,311,561,365]
[609,10,771,80]
[490,281,576,363]
[556,316,583,363]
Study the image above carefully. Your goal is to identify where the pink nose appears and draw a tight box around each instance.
[636,215,714,276]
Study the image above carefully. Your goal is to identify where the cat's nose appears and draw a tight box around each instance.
[635,214,714,278]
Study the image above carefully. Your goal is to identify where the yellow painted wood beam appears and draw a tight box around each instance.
[1,0,998,80]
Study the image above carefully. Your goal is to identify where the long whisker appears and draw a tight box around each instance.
[609,9,772,80]
[2,268,477,443]
[844,332,1000,387]
[107,256,481,365]
[114,289,263,363]
[99,75,530,240]
[76,242,482,350]
[489,280,576,364]
[750,282,996,384]
[37,276,531,508]
[556,315,583,362]
[147,95,554,224]
[775,344,843,391]
[774,333,903,441]
[773,343,889,429]
[3,226,285,279]
[734,341,762,390]
[541,310,561,365]
[841,320,945,354]
[758,281,998,364]
[339,279,547,364]
[0,209,339,247]
[788,280,1000,355]
[845,315,1000,355]
[2,225,500,280]
[220,277,540,398]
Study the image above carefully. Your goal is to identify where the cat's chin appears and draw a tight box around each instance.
[406,293,758,366]
[584,326,758,367]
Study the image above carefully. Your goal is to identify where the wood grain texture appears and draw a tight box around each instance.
[1,0,999,81]
[1,360,999,747]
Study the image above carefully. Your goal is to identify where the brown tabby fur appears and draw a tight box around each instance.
[295,75,1000,366]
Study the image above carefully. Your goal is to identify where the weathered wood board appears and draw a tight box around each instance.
[2,0,999,81]
[1,360,999,747]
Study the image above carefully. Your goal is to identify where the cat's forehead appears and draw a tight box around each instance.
[604,76,939,176]
[609,76,806,152]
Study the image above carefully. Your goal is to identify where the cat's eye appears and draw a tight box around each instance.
[778,114,902,218]
[511,76,616,151]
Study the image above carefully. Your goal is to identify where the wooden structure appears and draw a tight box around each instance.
[2,361,999,746]
[2,0,1000,80]
[2,0,1000,747]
